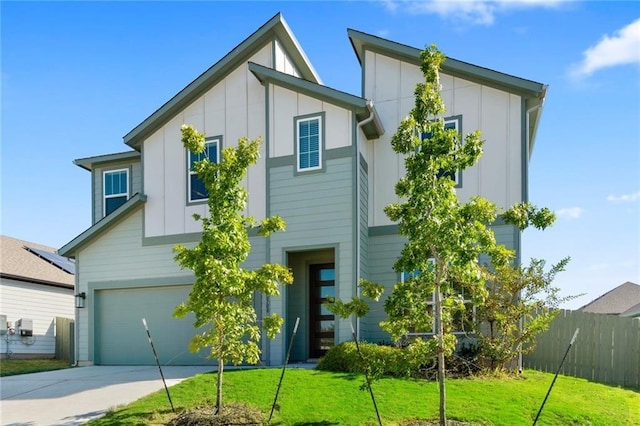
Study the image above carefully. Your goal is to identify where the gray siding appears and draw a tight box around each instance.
[362,222,519,343]
[268,155,355,362]
[359,157,369,281]
[92,159,142,224]
[362,232,406,343]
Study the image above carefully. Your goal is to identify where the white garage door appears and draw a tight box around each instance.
[95,285,216,365]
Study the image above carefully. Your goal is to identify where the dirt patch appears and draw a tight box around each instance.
[400,420,484,425]
[165,403,265,426]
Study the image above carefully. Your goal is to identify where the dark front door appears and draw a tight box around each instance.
[309,263,335,358]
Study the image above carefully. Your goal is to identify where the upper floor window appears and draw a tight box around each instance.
[296,115,323,172]
[103,169,129,216]
[421,116,462,187]
[188,137,220,203]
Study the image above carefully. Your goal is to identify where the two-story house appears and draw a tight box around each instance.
[60,13,547,366]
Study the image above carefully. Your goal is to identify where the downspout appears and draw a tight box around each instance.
[71,256,79,367]
[354,100,377,340]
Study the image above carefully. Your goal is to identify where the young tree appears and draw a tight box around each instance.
[174,125,293,413]
[476,256,576,371]
[382,45,513,426]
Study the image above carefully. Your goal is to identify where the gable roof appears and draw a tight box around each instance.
[348,29,547,154]
[123,13,320,150]
[579,282,640,315]
[1,235,74,289]
[59,193,147,258]
[348,28,546,97]
[74,150,140,171]
[248,62,384,140]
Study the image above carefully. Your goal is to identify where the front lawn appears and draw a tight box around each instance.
[88,368,639,425]
[0,358,70,377]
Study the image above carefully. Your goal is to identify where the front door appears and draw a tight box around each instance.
[309,263,335,358]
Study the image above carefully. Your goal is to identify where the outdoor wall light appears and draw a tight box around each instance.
[75,292,86,309]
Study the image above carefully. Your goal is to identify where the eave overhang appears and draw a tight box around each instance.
[59,193,147,258]
[73,150,141,171]
[348,28,546,97]
[248,62,384,140]
[124,13,320,150]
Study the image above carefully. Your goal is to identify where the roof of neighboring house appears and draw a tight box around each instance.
[579,282,640,315]
[620,301,640,318]
[0,235,74,289]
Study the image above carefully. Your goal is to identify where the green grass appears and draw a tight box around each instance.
[0,358,71,376]
[88,368,639,425]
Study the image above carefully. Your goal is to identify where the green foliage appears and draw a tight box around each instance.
[503,202,556,231]
[475,257,578,370]
[324,278,384,319]
[173,125,293,410]
[385,43,511,425]
[316,341,437,379]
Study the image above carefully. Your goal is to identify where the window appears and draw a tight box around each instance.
[103,169,129,216]
[401,261,474,335]
[421,116,462,186]
[187,138,220,202]
[296,115,322,172]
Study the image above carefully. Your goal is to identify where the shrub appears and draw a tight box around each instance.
[317,339,481,379]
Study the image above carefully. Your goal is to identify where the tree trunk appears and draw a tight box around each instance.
[435,283,447,426]
[216,357,224,413]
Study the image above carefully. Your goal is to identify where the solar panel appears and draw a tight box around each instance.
[24,246,76,274]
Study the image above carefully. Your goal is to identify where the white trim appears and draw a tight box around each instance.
[443,117,461,186]
[103,168,129,216]
[400,258,474,336]
[296,115,323,172]
[187,138,220,203]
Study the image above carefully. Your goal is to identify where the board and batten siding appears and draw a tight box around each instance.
[274,38,301,77]
[268,85,353,158]
[143,43,272,239]
[267,156,355,363]
[92,160,142,224]
[364,50,523,227]
[0,279,73,357]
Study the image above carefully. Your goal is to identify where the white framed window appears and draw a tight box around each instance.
[296,115,322,172]
[187,138,220,203]
[103,168,129,216]
[401,259,474,335]
[421,115,462,187]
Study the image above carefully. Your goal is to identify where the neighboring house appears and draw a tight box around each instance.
[579,282,640,317]
[1,235,75,358]
[59,13,547,366]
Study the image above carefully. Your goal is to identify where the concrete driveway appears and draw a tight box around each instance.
[0,365,214,426]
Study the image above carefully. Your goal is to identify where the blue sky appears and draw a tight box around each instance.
[2,1,638,309]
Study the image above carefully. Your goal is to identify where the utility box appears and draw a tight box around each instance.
[0,315,6,335]
[16,318,33,336]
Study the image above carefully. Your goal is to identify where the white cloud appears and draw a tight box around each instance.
[571,18,640,77]
[607,191,640,202]
[556,207,583,219]
[381,0,569,26]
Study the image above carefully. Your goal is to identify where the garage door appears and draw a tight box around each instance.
[95,285,216,365]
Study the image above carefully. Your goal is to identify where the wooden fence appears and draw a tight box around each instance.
[523,309,640,389]
[55,317,74,363]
